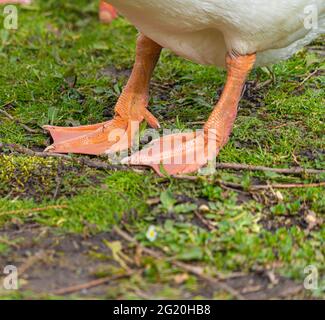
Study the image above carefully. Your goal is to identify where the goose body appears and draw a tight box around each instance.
[110,0,324,67]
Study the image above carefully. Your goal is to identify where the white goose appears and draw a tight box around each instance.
[44,0,325,175]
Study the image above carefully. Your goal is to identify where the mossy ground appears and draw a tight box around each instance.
[0,1,324,299]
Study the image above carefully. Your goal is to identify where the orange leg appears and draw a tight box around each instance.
[99,1,118,24]
[44,35,162,155]
[123,53,256,175]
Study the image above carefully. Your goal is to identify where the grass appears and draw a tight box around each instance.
[0,0,324,299]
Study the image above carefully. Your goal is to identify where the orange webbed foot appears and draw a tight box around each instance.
[122,131,217,176]
[43,121,108,145]
[44,108,160,156]
[44,118,126,155]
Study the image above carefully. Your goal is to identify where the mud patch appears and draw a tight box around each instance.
[0,222,308,299]
[100,66,132,79]
[299,148,325,162]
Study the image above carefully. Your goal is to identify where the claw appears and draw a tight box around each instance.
[44,145,56,153]
[144,109,160,129]
[99,1,118,24]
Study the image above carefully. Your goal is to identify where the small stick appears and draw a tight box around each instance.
[254,79,273,90]
[1,143,324,176]
[53,160,64,200]
[0,237,19,249]
[0,108,40,134]
[250,182,325,191]
[214,162,325,175]
[52,272,132,296]
[3,143,322,191]
[187,121,205,125]
[0,205,68,217]
[113,226,245,300]
[295,69,320,90]
[194,211,216,231]
[19,251,46,275]
[0,143,132,172]
[174,175,324,191]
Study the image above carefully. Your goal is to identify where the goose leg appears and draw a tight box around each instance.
[44,35,162,155]
[123,53,256,175]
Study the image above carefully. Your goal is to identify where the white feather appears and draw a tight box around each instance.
[109,0,325,67]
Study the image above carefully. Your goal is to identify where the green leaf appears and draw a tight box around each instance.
[47,107,58,125]
[178,247,203,261]
[158,163,171,178]
[271,204,287,215]
[174,203,197,214]
[160,190,176,212]
[305,53,321,67]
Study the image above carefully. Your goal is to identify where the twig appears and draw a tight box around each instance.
[295,69,319,90]
[187,121,205,125]
[3,143,323,193]
[250,182,325,191]
[0,143,133,172]
[113,226,245,300]
[1,143,324,176]
[194,211,216,231]
[0,143,69,159]
[0,108,40,134]
[0,237,19,249]
[254,79,273,90]
[2,142,324,194]
[53,176,62,200]
[214,162,325,175]
[53,161,63,200]
[52,272,133,296]
[19,251,47,275]
[269,123,289,130]
[0,205,68,217]
[174,175,325,191]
